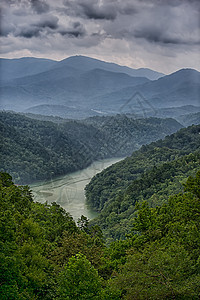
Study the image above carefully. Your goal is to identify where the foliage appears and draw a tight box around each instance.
[86,124,200,240]
[0,111,182,184]
[57,253,102,299]
[0,172,97,299]
[1,170,200,299]
[1,122,200,299]
[108,171,200,299]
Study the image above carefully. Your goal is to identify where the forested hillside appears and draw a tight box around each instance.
[1,170,200,299]
[0,111,182,184]
[177,111,200,127]
[85,124,200,240]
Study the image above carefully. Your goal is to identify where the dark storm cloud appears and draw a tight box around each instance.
[0,23,15,37]
[1,0,199,45]
[14,15,59,38]
[134,28,200,45]
[63,0,118,20]
[130,0,200,46]
[64,0,126,20]
[62,0,199,21]
[15,26,41,38]
[11,14,85,39]
[36,15,59,29]
[61,0,138,20]
[59,30,84,38]
[140,0,199,6]
[1,0,200,73]
[81,5,117,20]
[119,3,138,15]
[30,0,50,14]
[102,0,200,47]
[59,22,86,38]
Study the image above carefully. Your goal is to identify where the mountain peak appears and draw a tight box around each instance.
[163,68,200,83]
[57,55,164,80]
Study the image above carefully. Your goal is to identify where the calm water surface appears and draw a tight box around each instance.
[31,157,123,221]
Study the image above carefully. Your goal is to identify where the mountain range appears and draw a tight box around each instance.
[0,56,199,119]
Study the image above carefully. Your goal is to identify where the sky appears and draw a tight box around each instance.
[0,0,200,74]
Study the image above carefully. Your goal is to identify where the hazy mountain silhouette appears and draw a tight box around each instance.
[0,57,56,82]
[0,56,199,119]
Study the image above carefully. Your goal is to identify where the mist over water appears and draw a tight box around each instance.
[31,157,123,221]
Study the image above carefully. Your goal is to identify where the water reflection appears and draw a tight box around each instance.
[31,157,123,221]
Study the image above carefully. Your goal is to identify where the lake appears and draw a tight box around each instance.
[30,157,124,221]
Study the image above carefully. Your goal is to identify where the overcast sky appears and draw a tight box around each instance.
[1,0,200,74]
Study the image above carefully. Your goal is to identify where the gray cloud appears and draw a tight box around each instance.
[62,0,199,21]
[0,0,200,73]
[139,0,200,6]
[102,0,200,46]
[1,0,50,13]
[60,0,138,19]
[59,22,86,38]
[1,0,19,4]
[134,28,200,45]
[15,26,41,38]
[12,15,59,38]
[63,0,117,20]
[0,23,15,37]
[133,1,200,46]
[30,0,50,14]
[36,15,59,29]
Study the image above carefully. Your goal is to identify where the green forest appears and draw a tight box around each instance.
[85,124,200,240]
[0,111,182,184]
[1,170,200,299]
[1,112,200,298]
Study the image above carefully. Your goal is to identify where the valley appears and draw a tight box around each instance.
[0,110,183,184]
[1,56,199,228]
[1,0,200,295]
[31,157,123,221]
[0,55,200,300]
[85,124,200,240]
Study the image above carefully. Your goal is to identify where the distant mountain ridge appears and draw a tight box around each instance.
[0,55,164,82]
[0,56,199,120]
[1,56,153,113]
[57,56,165,80]
[0,57,57,82]
[93,68,200,110]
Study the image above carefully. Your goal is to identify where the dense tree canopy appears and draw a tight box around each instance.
[86,124,200,240]
[0,111,182,184]
[1,170,200,299]
[0,171,104,299]
[1,114,199,298]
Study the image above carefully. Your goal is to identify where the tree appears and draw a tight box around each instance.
[184,170,200,198]
[57,253,102,299]
[77,215,89,232]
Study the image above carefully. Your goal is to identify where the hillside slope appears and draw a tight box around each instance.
[1,170,199,299]
[0,111,182,184]
[85,124,200,240]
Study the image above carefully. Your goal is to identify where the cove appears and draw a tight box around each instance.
[30,157,124,221]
